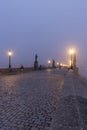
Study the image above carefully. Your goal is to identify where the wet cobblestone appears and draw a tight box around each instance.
[0,69,64,130]
[1,69,87,130]
[51,72,87,130]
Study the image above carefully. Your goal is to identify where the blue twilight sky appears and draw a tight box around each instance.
[0,0,87,72]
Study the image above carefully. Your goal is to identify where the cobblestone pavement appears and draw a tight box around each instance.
[0,69,65,130]
[51,72,87,130]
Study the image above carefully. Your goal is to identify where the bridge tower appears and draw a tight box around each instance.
[72,52,78,74]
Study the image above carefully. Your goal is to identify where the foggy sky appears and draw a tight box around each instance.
[0,0,87,74]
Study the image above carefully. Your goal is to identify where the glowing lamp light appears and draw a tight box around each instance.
[48,60,51,64]
[8,50,12,69]
[69,48,75,54]
[57,62,59,65]
[60,63,63,66]
[69,48,76,69]
[8,50,12,56]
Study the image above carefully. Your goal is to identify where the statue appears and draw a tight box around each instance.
[34,54,38,70]
[52,60,55,68]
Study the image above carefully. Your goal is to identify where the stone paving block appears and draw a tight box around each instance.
[31,127,39,130]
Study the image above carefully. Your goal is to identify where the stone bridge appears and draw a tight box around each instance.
[0,68,87,130]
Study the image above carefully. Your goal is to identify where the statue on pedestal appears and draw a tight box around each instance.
[52,60,55,68]
[34,54,38,70]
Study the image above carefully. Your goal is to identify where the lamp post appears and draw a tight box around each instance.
[8,50,12,69]
[69,48,74,69]
[57,62,59,68]
[48,60,51,68]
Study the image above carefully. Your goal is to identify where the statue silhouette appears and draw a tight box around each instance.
[34,54,38,70]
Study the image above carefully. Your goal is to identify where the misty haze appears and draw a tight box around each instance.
[0,1,87,130]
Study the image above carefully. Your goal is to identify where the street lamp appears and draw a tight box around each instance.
[69,48,75,69]
[57,62,59,67]
[48,60,51,68]
[8,50,12,69]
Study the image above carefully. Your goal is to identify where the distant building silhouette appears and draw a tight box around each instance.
[72,52,78,74]
[73,53,76,69]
